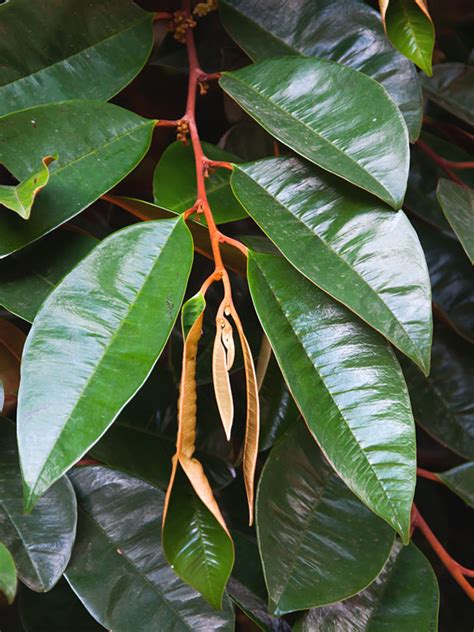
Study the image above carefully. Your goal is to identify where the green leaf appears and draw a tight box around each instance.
[220,57,409,209]
[294,542,439,631]
[163,469,234,609]
[232,156,432,373]
[153,141,247,225]
[0,420,77,592]
[422,63,474,126]
[257,423,394,614]
[0,230,97,323]
[220,122,275,162]
[436,179,474,264]
[248,251,416,540]
[438,463,474,508]
[219,0,422,140]
[18,219,193,510]
[0,542,17,605]
[0,155,56,220]
[65,466,235,631]
[414,219,474,343]
[0,0,153,116]
[382,0,434,76]
[399,324,474,460]
[0,101,155,258]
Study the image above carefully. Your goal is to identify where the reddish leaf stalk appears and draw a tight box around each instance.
[416,467,441,482]
[416,140,465,186]
[412,504,474,600]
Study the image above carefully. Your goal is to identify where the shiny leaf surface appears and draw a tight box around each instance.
[438,463,474,508]
[399,325,474,459]
[153,141,247,224]
[163,469,234,609]
[18,219,193,510]
[0,318,25,415]
[436,178,474,264]
[0,0,153,116]
[0,101,155,257]
[232,156,432,372]
[422,63,474,126]
[220,57,409,209]
[248,251,416,540]
[294,542,439,631]
[0,421,77,592]
[0,230,97,323]
[257,423,394,614]
[219,0,422,140]
[0,542,17,605]
[66,466,235,631]
[0,155,55,220]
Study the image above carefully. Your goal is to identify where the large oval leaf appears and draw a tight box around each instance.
[232,156,432,373]
[399,324,474,460]
[248,250,416,540]
[294,542,439,631]
[257,423,394,614]
[438,463,474,508]
[65,466,235,631]
[219,0,422,140]
[0,101,155,258]
[0,420,77,592]
[0,542,17,605]
[18,219,193,511]
[436,178,474,264]
[220,57,409,208]
[0,230,97,323]
[0,0,153,116]
[421,63,474,126]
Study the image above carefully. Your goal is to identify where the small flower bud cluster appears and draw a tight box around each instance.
[177,120,190,143]
[199,81,209,95]
[168,11,196,43]
[193,0,218,18]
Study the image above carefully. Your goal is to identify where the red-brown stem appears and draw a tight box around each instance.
[155,119,179,128]
[198,71,222,82]
[416,140,465,186]
[206,159,234,171]
[417,467,441,482]
[154,11,173,21]
[412,504,474,600]
[444,161,474,169]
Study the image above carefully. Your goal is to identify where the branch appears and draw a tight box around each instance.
[416,140,465,186]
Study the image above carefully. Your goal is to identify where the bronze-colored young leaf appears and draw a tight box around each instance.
[0,156,55,220]
[213,303,235,441]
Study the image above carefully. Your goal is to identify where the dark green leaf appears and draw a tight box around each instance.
[422,63,474,126]
[153,141,247,224]
[294,542,439,631]
[436,179,474,264]
[18,219,193,510]
[0,230,97,323]
[0,0,153,116]
[0,155,55,220]
[257,423,394,614]
[399,325,474,460]
[0,542,17,604]
[0,420,77,592]
[414,219,474,343]
[219,0,422,140]
[248,251,416,540]
[221,57,409,208]
[438,463,474,508]
[382,0,434,76]
[220,122,274,162]
[232,156,432,372]
[0,101,155,258]
[163,470,234,609]
[66,466,235,631]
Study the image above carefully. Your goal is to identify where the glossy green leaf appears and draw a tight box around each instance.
[220,122,274,162]
[438,463,474,508]
[294,542,439,631]
[248,251,416,540]
[220,57,409,208]
[0,420,77,592]
[0,230,97,323]
[18,219,193,510]
[163,469,234,609]
[0,542,17,604]
[382,0,434,76]
[153,141,247,224]
[0,155,55,220]
[436,179,474,264]
[232,156,432,372]
[257,423,394,614]
[219,0,422,140]
[399,325,474,460]
[414,219,474,343]
[422,63,474,126]
[66,466,235,631]
[0,0,153,116]
[0,101,155,258]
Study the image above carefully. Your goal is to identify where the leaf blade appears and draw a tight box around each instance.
[436,179,474,264]
[0,542,17,605]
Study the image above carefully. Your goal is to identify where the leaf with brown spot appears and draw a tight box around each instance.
[0,155,56,220]
[0,318,25,414]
